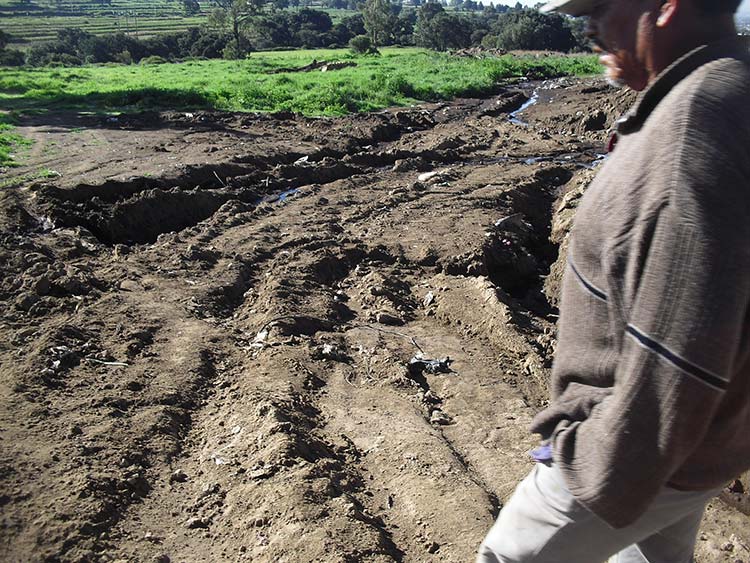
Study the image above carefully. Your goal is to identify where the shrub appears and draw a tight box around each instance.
[140,55,168,65]
[349,34,376,54]
[0,49,25,67]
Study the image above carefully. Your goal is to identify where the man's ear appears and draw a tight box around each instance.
[656,0,678,27]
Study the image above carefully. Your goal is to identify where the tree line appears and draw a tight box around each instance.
[0,0,589,67]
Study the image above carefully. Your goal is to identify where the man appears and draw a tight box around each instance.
[477,0,750,562]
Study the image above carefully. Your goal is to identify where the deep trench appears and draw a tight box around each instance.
[479,166,572,317]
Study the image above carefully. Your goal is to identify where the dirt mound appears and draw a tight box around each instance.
[1,78,747,562]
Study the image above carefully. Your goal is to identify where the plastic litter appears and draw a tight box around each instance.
[408,356,452,375]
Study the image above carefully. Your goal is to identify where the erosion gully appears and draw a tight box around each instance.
[1,77,747,563]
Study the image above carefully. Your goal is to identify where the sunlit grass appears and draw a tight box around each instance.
[0,113,33,168]
[0,48,601,116]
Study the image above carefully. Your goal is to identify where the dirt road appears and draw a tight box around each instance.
[1,77,748,562]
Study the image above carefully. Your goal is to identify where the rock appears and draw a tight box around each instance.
[392,158,425,173]
[430,410,453,425]
[143,531,163,543]
[422,291,435,308]
[184,517,209,529]
[423,390,441,405]
[417,170,442,183]
[170,469,188,483]
[200,482,220,496]
[119,279,140,292]
[313,343,349,362]
[427,541,440,554]
[376,312,403,326]
[68,425,83,437]
[153,556,170,563]
[113,244,131,258]
[333,290,349,302]
[16,293,40,311]
[369,285,388,296]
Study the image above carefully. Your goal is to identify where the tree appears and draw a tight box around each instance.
[361,0,395,46]
[183,0,201,15]
[207,7,229,29]
[490,9,579,51]
[209,0,266,56]
[0,30,8,51]
[414,3,471,50]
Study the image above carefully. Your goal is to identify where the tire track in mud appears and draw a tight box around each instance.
[94,136,566,560]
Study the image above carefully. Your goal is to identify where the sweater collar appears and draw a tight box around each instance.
[616,36,750,136]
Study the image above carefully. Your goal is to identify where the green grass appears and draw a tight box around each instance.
[0,113,32,168]
[0,48,601,117]
[0,167,60,188]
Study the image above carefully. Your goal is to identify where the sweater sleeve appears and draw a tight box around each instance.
[552,92,750,528]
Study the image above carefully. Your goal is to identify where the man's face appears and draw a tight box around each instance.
[586,0,660,91]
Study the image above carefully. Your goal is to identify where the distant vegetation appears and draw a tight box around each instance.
[0,0,589,67]
[0,47,600,115]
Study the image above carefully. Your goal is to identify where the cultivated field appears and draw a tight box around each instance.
[0,0,214,46]
[0,0,357,47]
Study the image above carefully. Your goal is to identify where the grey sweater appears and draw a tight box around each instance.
[530,37,750,529]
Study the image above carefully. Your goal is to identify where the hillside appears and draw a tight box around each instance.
[0,0,216,46]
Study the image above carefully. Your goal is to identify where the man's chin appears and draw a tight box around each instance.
[600,54,626,88]
[604,71,626,88]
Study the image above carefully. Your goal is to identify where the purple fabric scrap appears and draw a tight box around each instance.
[530,443,553,462]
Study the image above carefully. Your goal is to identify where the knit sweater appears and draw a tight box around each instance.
[530,37,750,529]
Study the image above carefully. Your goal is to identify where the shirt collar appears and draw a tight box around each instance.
[616,36,750,136]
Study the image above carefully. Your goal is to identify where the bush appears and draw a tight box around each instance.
[349,34,376,54]
[0,49,25,67]
[140,55,168,65]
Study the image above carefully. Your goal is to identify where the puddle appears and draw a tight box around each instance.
[255,187,301,206]
[276,188,299,203]
[479,151,608,169]
[523,149,610,169]
[509,90,540,127]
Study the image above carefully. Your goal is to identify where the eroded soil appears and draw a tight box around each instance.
[1,78,748,563]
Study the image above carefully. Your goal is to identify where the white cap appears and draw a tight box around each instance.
[540,0,599,16]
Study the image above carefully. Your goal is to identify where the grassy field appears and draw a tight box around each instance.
[0,48,601,116]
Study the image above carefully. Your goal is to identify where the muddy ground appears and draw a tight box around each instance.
[1,77,748,563]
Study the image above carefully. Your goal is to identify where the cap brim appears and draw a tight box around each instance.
[540,0,597,16]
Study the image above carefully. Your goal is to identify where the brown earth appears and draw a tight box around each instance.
[1,77,748,563]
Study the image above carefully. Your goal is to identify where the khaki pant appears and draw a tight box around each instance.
[477,462,721,563]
